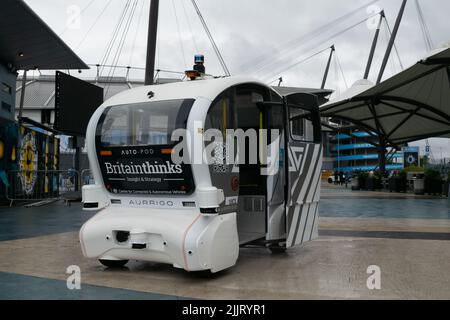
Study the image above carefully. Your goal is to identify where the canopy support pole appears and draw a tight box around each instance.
[377,0,407,84]
[74,137,81,192]
[18,70,27,122]
[364,11,384,80]
[321,45,335,89]
[144,0,159,85]
[446,67,450,84]
[378,140,387,174]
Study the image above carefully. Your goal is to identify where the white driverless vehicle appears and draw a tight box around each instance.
[80,73,325,273]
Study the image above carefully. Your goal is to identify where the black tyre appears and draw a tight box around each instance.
[99,259,129,268]
[269,247,287,254]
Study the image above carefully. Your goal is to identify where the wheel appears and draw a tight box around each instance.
[269,247,287,254]
[328,178,333,184]
[99,259,129,268]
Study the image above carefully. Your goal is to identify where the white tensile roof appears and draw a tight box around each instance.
[321,44,450,146]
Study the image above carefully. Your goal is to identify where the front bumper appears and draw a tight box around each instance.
[79,206,239,273]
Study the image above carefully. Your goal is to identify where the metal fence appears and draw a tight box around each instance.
[81,169,94,186]
[5,170,80,205]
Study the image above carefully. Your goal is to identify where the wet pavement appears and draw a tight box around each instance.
[0,185,449,299]
[0,201,95,241]
[320,182,450,220]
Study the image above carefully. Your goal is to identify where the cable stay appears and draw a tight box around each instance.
[334,50,348,89]
[172,0,188,69]
[58,0,97,37]
[259,13,380,81]
[56,0,422,94]
[106,0,138,75]
[190,0,231,76]
[238,0,380,74]
[383,20,399,76]
[262,46,332,83]
[181,0,199,53]
[103,0,139,97]
[89,64,186,77]
[128,0,146,68]
[414,0,434,51]
[99,0,133,77]
[255,12,382,79]
[333,50,342,97]
[105,0,139,92]
[75,0,114,49]
[383,17,404,70]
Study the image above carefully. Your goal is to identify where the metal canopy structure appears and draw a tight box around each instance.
[0,0,88,70]
[320,46,450,147]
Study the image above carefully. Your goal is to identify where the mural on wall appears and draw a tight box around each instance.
[0,118,60,201]
[19,130,38,195]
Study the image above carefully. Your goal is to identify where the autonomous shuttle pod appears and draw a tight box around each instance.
[80,76,324,273]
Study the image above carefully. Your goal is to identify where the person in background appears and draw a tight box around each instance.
[339,171,345,186]
[68,167,76,186]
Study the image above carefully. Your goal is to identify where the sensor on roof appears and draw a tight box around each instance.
[193,54,205,74]
[185,55,205,80]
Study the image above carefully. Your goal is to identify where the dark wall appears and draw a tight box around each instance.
[0,63,16,121]
[59,152,89,172]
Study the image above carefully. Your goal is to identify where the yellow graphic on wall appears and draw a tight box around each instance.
[53,138,59,170]
[19,132,38,195]
[44,139,49,193]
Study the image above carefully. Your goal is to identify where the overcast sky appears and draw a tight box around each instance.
[24,0,450,159]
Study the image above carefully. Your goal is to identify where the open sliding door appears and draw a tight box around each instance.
[285,93,323,248]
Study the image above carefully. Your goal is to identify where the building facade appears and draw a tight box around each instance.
[329,129,403,172]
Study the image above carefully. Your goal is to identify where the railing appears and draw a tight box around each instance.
[81,169,94,186]
[5,170,80,205]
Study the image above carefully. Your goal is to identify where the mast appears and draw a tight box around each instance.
[144,0,159,85]
[321,45,335,89]
[376,0,407,84]
[364,11,384,80]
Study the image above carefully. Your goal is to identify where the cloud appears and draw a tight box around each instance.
[23,0,450,157]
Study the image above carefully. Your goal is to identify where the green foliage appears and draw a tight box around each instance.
[358,171,369,179]
[403,166,424,173]
[398,169,407,178]
[424,168,441,180]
